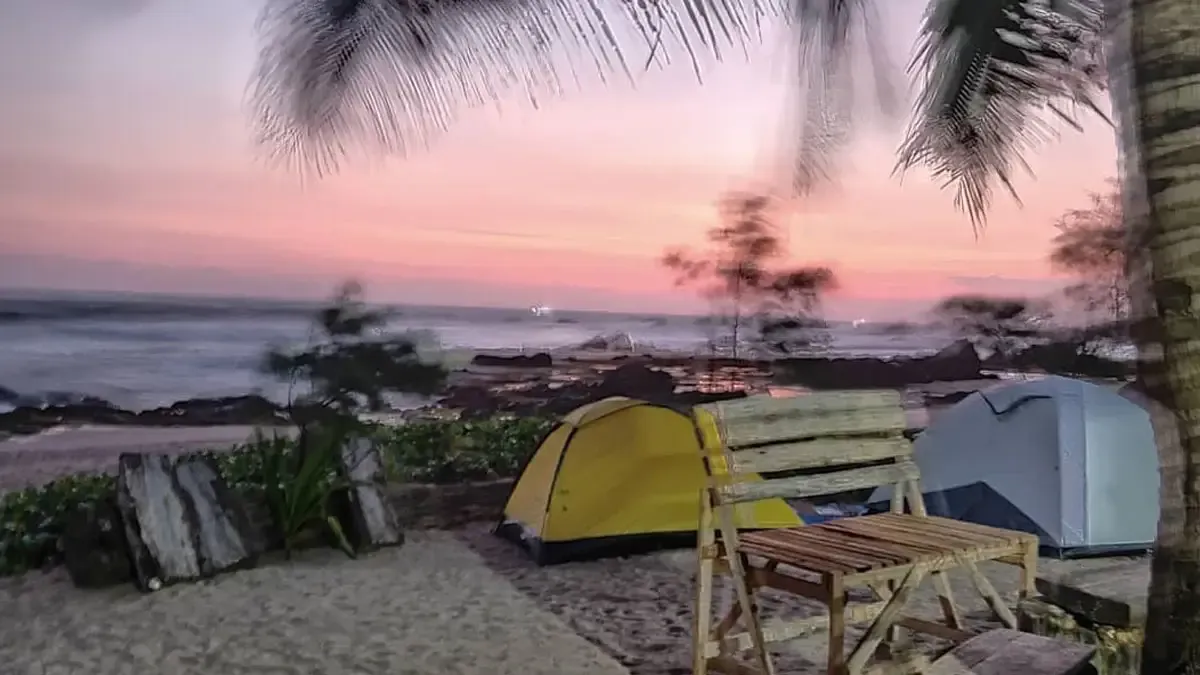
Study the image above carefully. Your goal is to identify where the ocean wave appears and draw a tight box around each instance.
[0,297,323,323]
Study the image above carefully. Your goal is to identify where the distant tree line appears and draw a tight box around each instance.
[665,182,1130,378]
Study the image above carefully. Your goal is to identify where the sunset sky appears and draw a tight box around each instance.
[0,0,1118,320]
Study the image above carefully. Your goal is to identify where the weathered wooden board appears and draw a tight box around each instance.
[339,437,404,550]
[700,391,907,448]
[173,456,260,571]
[117,453,258,591]
[719,460,920,503]
[1036,558,1149,628]
[728,437,912,473]
[929,629,1096,675]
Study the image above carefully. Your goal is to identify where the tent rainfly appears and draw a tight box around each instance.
[496,396,801,565]
[870,376,1159,557]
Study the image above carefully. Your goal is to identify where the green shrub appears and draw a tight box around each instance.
[0,415,553,576]
[377,416,554,483]
[0,473,115,576]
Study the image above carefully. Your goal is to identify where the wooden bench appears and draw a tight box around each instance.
[692,391,1040,675]
[928,629,1097,674]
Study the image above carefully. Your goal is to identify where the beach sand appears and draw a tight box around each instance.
[0,392,1041,674]
[2,521,1052,675]
[1,531,629,675]
[0,426,292,492]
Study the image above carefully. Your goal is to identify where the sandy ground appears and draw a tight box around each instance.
[457,525,1030,674]
[0,531,629,675]
[2,522,1045,675]
[0,426,292,492]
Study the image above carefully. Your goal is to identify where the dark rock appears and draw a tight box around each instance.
[135,395,286,426]
[773,341,987,389]
[0,385,20,404]
[439,385,503,419]
[596,362,677,402]
[337,438,404,551]
[62,500,134,589]
[117,453,259,592]
[0,394,286,437]
[922,340,983,381]
[675,390,749,406]
[469,353,553,368]
[1000,341,1133,379]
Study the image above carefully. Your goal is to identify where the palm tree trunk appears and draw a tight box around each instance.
[1118,0,1200,671]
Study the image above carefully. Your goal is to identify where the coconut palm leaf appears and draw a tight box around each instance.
[248,0,902,184]
[249,0,1106,226]
[894,0,1107,228]
[250,0,771,175]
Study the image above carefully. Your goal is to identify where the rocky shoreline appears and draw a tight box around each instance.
[0,339,1131,438]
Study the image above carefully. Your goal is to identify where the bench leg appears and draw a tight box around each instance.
[960,558,1018,629]
[716,507,775,675]
[845,565,928,675]
[827,574,847,675]
[930,571,964,630]
[694,498,716,675]
[868,580,910,661]
[1019,539,1038,599]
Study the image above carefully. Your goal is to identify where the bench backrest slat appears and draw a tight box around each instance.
[728,437,912,473]
[719,459,920,504]
[711,390,906,449]
[697,390,919,507]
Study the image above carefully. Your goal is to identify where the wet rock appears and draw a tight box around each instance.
[117,453,259,592]
[999,340,1133,378]
[0,394,287,437]
[62,500,134,589]
[439,385,503,419]
[135,395,286,426]
[337,438,404,551]
[469,353,553,368]
[922,339,983,381]
[774,340,987,389]
[578,332,637,352]
[596,363,677,402]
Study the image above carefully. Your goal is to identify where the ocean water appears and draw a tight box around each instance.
[0,292,961,411]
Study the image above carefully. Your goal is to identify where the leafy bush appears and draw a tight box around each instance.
[376,416,554,483]
[0,473,115,577]
[0,416,551,576]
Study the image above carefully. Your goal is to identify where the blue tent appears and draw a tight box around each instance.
[870,376,1159,557]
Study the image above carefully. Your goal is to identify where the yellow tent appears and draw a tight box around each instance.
[496,396,801,564]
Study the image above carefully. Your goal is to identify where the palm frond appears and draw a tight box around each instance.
[248,0,781,175]
[894,0,1107,229]
[786,0,901,194]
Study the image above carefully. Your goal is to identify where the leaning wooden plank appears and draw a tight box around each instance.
[118,453,201,590]
[719,461,920,503]
[338,437,405,550]
[172,455,260,573]
[928,629,1096,675]
[729,437,912,473]
[117,453,259,591]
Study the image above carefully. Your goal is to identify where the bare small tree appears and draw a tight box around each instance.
[1050,181,1128,328]
[663,192,836,359]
